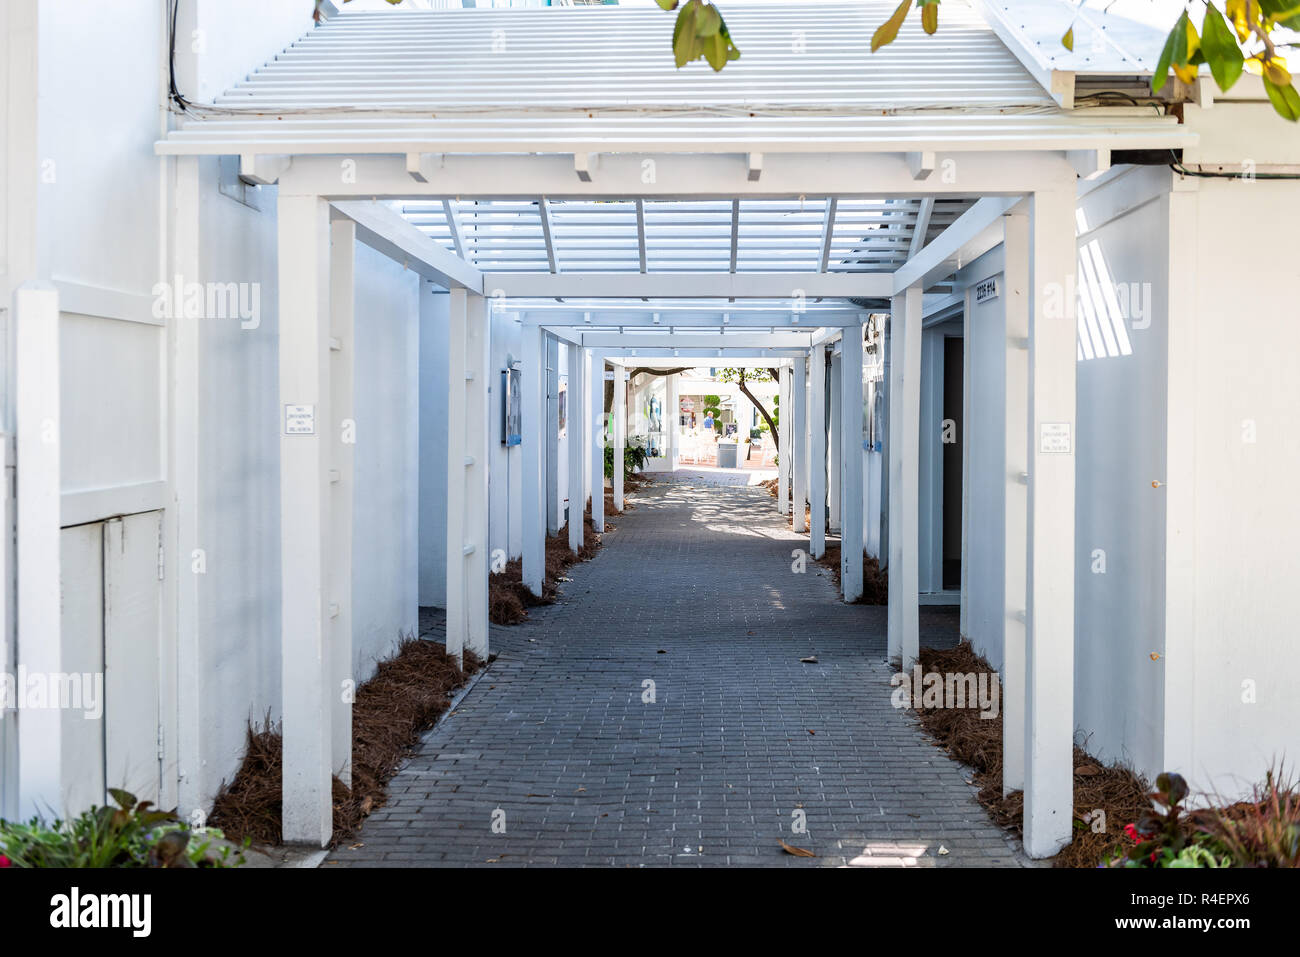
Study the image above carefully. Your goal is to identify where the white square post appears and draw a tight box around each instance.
[887,286,922,669]
[447,288,491,666]
[777,365,791,513]
[613,361,626,512]
[828,351,841,534]
[14,282,61,820]
[277,194,334,847]
[791,355,808,534]
[521,323,546,596]
[839,328,865,602]
[809,345,827,558]
[567,341,586,552]
[545,335,561,537]
[666,372,680,469]
[328,218,356,789]
[590,350,606,532]
[1002,209,1030,796]
[1023,185,1077,859]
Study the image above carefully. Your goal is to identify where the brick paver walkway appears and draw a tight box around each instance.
[324,478,1031,867]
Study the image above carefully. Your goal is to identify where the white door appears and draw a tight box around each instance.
[58,510,163,814]
[58,522,106,816]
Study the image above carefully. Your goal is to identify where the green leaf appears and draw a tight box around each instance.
[1264,77,1300,120]
[1259,0,1300,30]
[921,0,939,36]
[1062,26,1074,51]
[1152,11,1190,94]
[695,2,721,37]
[872,0,914,53]
[673,3,698,68]
[654,0,679,10]
[1201,4,1245,92]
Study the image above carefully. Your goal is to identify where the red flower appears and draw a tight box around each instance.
[0,855,11,868]
[1123,823,1139,841]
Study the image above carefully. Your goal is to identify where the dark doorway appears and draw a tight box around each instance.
[942,336,964,591]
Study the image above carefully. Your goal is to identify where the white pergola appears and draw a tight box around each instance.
[155,1,1193,857]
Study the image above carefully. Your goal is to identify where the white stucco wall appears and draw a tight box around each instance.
[350,244,420,673]
[1073,166,1169,781]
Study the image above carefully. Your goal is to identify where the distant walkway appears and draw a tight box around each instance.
[325,479,1029,867]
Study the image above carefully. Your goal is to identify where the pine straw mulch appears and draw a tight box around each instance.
[209,640,482,848]
[815,545,888,605]
[911,640,1149,868]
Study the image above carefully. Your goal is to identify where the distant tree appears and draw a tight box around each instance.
[717,367,780,448]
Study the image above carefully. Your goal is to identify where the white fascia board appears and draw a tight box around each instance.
[522,312,863,328]
[581,332,813,350]
[969,0,1077,108]
[331,200,482,292]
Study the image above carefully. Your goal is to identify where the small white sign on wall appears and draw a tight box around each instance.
[284,404,316,435]
[1039,422,1072,454]
[975,276,999,304]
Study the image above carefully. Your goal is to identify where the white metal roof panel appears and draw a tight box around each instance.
[157,0,1191,156]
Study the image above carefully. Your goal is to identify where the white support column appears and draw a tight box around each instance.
[446,288,491,666]
[960,283,975,641]
[666,373,680,469]
[828,351,841,534]
[791,355,808,533]
[809,346,827,558]
[590,350,605,532]
[1023,186,1077,859]
[14,283,61,820]
[613,362,626,512]
[839,327,864,602]
[887,287,922,669]
[464,293,491,662]
[777,366,790,513]
[567,341,585,551]
[328,219,356,789]
[545,335,561,536]
[1002,210,1030,798]
[277,194,333,847]
[521,323,546,596]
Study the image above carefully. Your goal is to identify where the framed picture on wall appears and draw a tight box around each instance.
[502,367,522,446]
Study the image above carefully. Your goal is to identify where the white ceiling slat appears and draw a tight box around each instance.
[908,196,936,261]
[538,198,559,274]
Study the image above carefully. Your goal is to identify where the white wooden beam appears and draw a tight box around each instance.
[277,194,333,847]
[839,327,864,601]
[546,336,562,536]
[906,151,936,181]
[239,152,291,186]
[908,196,935,261]
[747,152,763,182]
[494,272,892,300]
[14,283,62,819]
[568,341,586,553]
[635,199,648,274]
[809,345,827,558]
[581,332,813,350]
[575,152,598,182]
[443,198,467,260]
[525,310,864,328]
[887,287,922,669]
[818,197,839,273]
[331,200,483,292]
[1022,186,1077,860]
[521,325,546,596]
[729,199,741,273]
[328,218,356,789]
[892,196,1023,295]
[791,355,808,534]
[539,198,559,273]
[1067,148,1111,181]
[271,152,1141,201]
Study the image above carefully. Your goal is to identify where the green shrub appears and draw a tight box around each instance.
[0,789,245,868]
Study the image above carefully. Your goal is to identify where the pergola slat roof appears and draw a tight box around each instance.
[156,1,1190,156]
